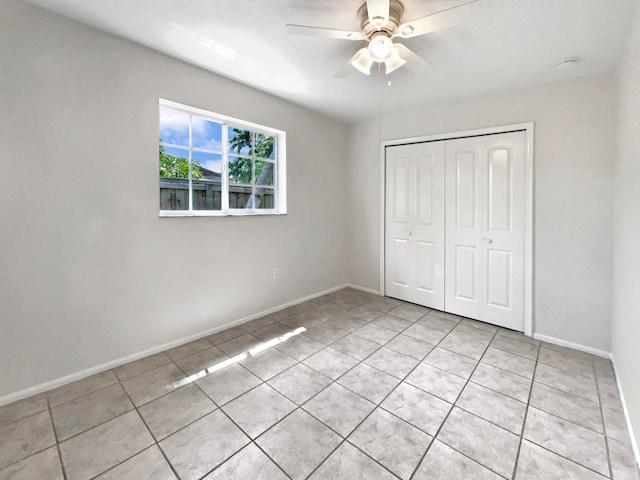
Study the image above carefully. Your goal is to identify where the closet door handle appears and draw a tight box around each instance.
[407,231,413,236]
[484,238,493,244]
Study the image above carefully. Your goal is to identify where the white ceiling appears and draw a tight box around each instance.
[24,0,635,123]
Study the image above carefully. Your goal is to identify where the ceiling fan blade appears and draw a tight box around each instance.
[394,43,431,74]
[285,24,365,41]
[287,0,351,11]
[366,0,390,29]
[394,0,477,39]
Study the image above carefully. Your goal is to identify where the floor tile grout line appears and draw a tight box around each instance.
[477,356,538,381]
[512,349,614,478]
[536,355,601,380]
[161,306,386,462]
[510,338,542,479]
[113,372,183,480]
[49,409,155,480]
[48,374,122,410]
[466,377,529,405]
[299,319,433,479]
[532,372,601,404]
[164,338,217,363]
[190,401,295,480]
[0,404,50,431]
[87,444,165,480]
[250,439,295,480]
[47,394,69,480]
[238,307,434,479]
[522,441,612,479]
[408,326,509,480]
[595,359,615,479]
[182,370,281,477]
[196,311,389,480]
[303,436,403,480]
[344,439,404,479]
[321,315,465,479]
[0,411,67,474]
[524,400,608,437]
[49,407,135,445]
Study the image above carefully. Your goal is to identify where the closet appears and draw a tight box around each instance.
[384,130,527,331]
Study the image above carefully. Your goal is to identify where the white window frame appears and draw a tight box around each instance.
[159,99,287,217]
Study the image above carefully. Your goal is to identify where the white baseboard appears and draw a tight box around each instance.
[532,333,612,359]
[610,355,640,468]
[0,283,349,408]
[346,283,382,296]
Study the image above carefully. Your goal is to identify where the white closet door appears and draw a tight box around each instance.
[385,142,446,308]
[444,131,526,331]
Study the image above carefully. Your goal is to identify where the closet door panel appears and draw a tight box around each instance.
[385,142,445,308]
[445,146,483,319]
[445,132,526,330]
[483,136,525,329]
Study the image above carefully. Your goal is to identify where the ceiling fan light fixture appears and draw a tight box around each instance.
[384,47,406,74]
[368,32,393,62]
[351,48,374,75]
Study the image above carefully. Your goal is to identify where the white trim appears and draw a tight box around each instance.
[611,355,640,467]
[159,211,286,218]
[0,284,348,408]
[160,99,283,138]
[346,283,382,296]
[379,123,535,337]
[533,333,612,359]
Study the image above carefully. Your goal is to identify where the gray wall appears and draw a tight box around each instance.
[613,0,640,454]
[0,1,349,399]
[347,73,616,352]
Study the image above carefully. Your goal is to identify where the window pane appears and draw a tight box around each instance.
[255,133,276,160]
[159,146,190,210]
[192,117,222,151]
[229,156,252,185]
[160,146,190,178]
[228,127,252,156]
[229,185,253,209]
[192,152,222,211]
[255,161,275,186]
[256,188,275,209]
[159,109,189,146]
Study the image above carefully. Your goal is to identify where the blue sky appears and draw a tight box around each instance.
[160,109,223,173]
[159,109,270,174]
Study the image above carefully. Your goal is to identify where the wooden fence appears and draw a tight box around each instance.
[160,178,274,210]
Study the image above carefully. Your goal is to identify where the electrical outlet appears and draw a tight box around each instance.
[273,268,280,280]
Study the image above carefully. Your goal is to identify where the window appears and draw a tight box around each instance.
[159,99,286,216]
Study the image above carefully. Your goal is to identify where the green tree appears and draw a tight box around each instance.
[228,129,275,208]
[159,143,203,179]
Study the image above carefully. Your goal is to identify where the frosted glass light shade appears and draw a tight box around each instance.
[368,32,393,62]
[351,48,374,75]
[385,47,406,74]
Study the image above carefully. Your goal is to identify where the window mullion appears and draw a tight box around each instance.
[251,133,256,210]
[188,115,193,212]
[222,125,229,212]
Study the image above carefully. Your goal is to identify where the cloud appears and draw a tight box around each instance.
[160,109,223,152]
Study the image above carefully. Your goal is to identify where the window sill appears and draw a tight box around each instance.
[159,210,287,218]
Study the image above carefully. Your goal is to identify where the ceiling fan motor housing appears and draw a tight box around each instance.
[358,0,404,38]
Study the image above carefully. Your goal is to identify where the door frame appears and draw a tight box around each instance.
[379,122,535,336]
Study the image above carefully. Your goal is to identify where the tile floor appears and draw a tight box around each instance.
[1,288,639,480]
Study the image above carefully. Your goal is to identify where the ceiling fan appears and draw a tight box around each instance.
[286,0,476,76]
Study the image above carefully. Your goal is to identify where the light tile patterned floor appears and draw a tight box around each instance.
[1,288,639,480]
